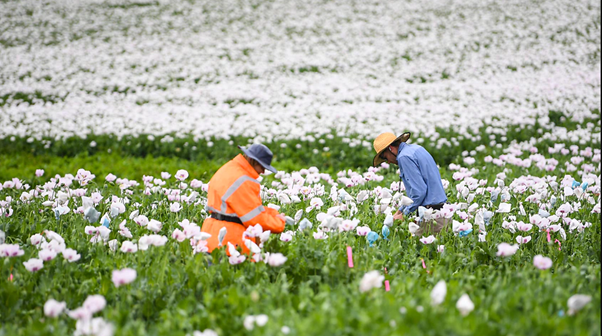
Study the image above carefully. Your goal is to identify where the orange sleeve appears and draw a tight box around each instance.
[256,207,286,233]
[226,180,285,233]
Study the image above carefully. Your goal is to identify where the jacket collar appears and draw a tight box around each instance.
[233,154,260,179]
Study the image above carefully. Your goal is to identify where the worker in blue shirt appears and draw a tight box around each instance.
[373,132,449,236]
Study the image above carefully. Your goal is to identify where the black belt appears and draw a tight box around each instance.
[425,203,445,210]
[210,212,243,224]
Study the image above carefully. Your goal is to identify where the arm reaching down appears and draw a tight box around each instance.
[398,156,427,215]
[226,180,285,233]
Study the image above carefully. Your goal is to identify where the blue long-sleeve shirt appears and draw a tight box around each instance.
[397,143,447,215]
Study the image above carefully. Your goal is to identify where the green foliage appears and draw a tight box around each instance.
[0,114,599,183]
[0,130,600,335]
[0,153,222,184]
[0,113,600,335]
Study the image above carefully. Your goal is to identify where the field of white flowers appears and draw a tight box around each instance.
[1,0,600,142]
[0,0,600,335]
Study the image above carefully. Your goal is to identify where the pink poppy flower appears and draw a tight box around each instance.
[83,295,106,314]
[30,234,45,246]
[339,219,359,232]
[91,192,103,205]
[496,243,519,257]
[228,255,246,265]
[120,241,138,253]
[112,268,137,287]
[420,235,436,244]
[147,219,162,232]
[193,240,209,254]
[138,235,167,249]
[84,226,98,235]
[259,230,271,244]
[39,249,57,262]
[556,203,572,217]
[0,244,25,257]
[172,229,186,242]
[62,248,81,262]
[23,258,44,272]
[244,224,263,238]
[175,170,189,181]
[119,224,132,238]
[133,215,149,227]
[44,299,66,317]
[68,307,92,320]
[533,255,553,270]
[356,226,371,236]
[313,231,328,240]
[515,235,531,244]
[516,222,533,232]
[280,231,293,242]
[308,197,324,210]
[266,253,288,267]
[170,202,182,213]
[190,179,203,188]
[456,211,469,220]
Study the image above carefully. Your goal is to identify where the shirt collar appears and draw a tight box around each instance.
[234,154,260,179]
[397,142,407,157]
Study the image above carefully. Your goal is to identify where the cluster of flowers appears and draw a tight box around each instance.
[44,295,115,336]
[0,0,599,145]
[1,230,80,272]
[0,135,599,334]
[1,139,599,269]
[359,274,592,317]
[224,223,288,267]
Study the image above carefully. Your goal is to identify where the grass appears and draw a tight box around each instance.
[0,153,223,184]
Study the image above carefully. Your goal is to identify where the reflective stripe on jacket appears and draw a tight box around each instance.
[201,154,285,253]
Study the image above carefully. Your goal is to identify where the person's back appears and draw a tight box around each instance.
[205,155,258,216]
[372,132,449,236]
[397,143,447,211]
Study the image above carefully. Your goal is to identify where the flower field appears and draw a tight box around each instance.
[0,0,600,335]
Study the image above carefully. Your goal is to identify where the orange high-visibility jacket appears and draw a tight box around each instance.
[201,154,285,254]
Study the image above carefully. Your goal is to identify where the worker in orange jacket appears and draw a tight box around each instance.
[201,144,286,254]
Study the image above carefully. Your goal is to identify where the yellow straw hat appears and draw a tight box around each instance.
[372,132,411,167]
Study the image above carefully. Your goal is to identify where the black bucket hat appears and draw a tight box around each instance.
[238,144,277,173]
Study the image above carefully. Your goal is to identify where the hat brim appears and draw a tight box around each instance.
[238,145,278,174]
[372,132,411,167]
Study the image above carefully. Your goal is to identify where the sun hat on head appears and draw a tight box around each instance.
[238,144,278,174]
[372,132,411,167]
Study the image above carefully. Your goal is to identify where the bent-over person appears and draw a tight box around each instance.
[373,132,449,236]
[201,144,285,254]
